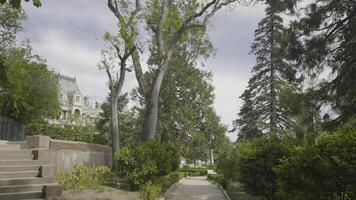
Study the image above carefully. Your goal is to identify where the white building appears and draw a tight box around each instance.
[47,74,101,127]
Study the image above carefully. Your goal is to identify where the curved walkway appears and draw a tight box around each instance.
[166,176,228,200]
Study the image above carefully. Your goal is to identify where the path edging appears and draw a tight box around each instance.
[209,179,232,200]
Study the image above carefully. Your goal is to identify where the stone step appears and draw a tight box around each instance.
[0,191,43,200]
[0,171,39,179]
[25,199,45,200]
[0,177,57,186]
[0,150,34,160]
[0,184,48,193]
[0,165,45,172]
[0,160,49,166]
[0,143,21,150]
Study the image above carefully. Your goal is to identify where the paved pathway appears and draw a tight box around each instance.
[166,176,228,200]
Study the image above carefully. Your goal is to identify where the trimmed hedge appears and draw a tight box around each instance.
[26,122,108,145]
[179,167,207,176]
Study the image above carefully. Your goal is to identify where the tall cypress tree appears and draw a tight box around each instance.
[235,0,298,138]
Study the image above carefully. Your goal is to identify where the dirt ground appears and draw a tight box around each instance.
[63,187,140,200]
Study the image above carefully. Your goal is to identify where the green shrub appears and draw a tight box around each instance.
[208,173,229,189]
[153,171,186,190]
[276,122,356,200]
[139,181,162,200]
[139,171,187,200]
[57,165,114,191]
[115,141,180,188]
[179,167,207,176]
[235,138,292,200]
[26,122,108,145]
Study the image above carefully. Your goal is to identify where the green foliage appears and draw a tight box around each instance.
[115,141,180,188]
[0,46,59,124]
[233,0,300,139]
[26,122,108,145]
[139,171,187,200]
[0,0,41,8]
[96,95,140,147]
[57,165,114,191]
[276,121,356,200]
[139,181,161,200]
[0,2,25,50]
[208,173,229,189]
[215,144,239,181]
[153,171,186,190]
[287,0,356,129]
[236,138,292,200]
[179,167,207,176]
[218,121,356,200]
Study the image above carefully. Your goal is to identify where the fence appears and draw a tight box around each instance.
[0,117,25,141]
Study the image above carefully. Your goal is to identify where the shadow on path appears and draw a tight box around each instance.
[166,176,227,200]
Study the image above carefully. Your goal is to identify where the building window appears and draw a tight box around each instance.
[76,96,80,102]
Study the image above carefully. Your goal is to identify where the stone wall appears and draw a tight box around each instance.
[27,135,112,173]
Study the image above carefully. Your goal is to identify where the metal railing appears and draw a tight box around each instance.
[0,116,25,141]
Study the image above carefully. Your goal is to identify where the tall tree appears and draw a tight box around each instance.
[0,46,59,124]
[232,88,261,141]
[289,0,356,129]
[132,41,228,162]
[131,0,237,141]
[101,0,139,162]
[104,0,140,159]
[235,0,298,138]
[0,3,25,51]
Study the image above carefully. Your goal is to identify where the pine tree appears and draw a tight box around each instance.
[290,0,356,129]
[236,1,298,138]
[232,88,261,141]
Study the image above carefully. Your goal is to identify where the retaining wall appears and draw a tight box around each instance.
[27,135,112,173]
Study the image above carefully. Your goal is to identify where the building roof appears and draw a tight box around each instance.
[58,74,81,94]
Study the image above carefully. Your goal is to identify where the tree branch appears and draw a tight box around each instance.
[107,0,121,19]
[131,49,147,95]
[103,61,114,92]
[156,0,169,58]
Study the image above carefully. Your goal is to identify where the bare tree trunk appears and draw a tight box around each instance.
[142,50,172,141]
[104,60,127,171]
[111,92,120,158]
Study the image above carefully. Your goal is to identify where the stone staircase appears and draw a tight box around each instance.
[0,141,62,200]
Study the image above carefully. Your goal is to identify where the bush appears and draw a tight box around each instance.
[235,138,292,200]
[221,121,356,200]
[153,171,186,190]
[208,173,229,189]
[139,171,187,200]
[139,181,162,200]
[57,165,114,191]
[26,122,108,145]
[276,122,356,200]
[179,167,207,176]
[115,141,180,188]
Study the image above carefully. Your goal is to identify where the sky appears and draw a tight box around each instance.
[21,0,266,141]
